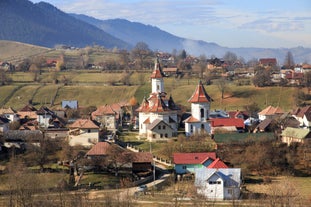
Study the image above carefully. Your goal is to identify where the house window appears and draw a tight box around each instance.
[228,189,233,195]
[182,166,187,169]
[201,124,204,130]
[88,129,91,133]
[163,125,166,130]
[152,134,156,138]
[209,181,220,185]
[190,125,193,133]
[200,108,204,118]
[160,134,163,138]
[165,133,168,138]
[157,85,160,91]
[158,125,161,130]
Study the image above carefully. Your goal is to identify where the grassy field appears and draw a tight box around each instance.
[0,41,50,63]
[0,74,303,111]
[245,176,311,200]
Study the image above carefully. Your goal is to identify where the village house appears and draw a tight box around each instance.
[91,102,128,131]
[61,100,78,109]
[17,104,38,120]
[195,168,241,200]
[0,107,19,123]
[86,142,153,175]
[210,118,245,133]
[281,127,311,145]
[259,58,277,68]
[258,105,284,121]
[173,152,219,175]
[137,59,179,141]
[291,106,311,127]
[68,119,99,147]
[184,81,213,136]
[36,106,56,129]
[0,116,10,133]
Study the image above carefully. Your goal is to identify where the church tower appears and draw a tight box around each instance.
[150,59,164,94]
[184,81,213,136]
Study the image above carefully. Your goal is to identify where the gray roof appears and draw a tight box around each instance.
[147,119,173,131]
[195,168,241,188]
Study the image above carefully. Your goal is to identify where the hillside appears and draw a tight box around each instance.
[0,40,50,63]
[0,70,302,111]
[0,0,130,49]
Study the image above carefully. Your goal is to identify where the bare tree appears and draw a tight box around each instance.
[283,51,295,69]
[217,77,227,99]
[131,42,152,70]
[106,145,133,176]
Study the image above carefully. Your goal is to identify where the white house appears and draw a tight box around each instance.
[0,107,19,123]
[184,81,213,136]
[68,119,99,147]
[0,116,10,133]
[195,168,241,200]
[137,59,179,141]
[36,106,55,129]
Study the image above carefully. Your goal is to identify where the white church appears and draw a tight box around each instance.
[137,59,213,140]
[136,59,180,141]
[184,80,213,136]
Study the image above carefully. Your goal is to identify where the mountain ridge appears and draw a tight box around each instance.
[0,0,130,49]
[71,14,311,63]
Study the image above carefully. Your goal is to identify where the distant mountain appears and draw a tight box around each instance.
[72,14,311,63]
[0,0,130,49]
[71,14,223,53]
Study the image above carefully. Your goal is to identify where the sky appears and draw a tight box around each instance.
[30,0,311,48]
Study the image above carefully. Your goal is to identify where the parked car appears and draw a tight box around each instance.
[137,185,148,192]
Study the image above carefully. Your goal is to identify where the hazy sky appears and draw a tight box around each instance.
[30,0,311,48]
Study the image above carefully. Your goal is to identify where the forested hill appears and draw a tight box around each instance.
[0,0,130,49]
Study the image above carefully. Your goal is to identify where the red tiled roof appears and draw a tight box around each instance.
[143,117,150,124]
[227,110,249,119]
[207,158,228,169]
[183,116,200,123]
[173,152,216,164]
[137,94,172,113]
[293,106,311,118]
[258,106,284,116]
[132,152,153,163]
[150,62,163,79]
[188,81,212,103]
[211,118,245,128]
[69,119,99,129]
[0,107,16,114]
[259,58,277,66]
[86,142,111,156]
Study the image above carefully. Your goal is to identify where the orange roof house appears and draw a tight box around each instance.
[258,106,284,121]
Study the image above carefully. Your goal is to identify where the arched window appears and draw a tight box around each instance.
[200,108,204,118]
